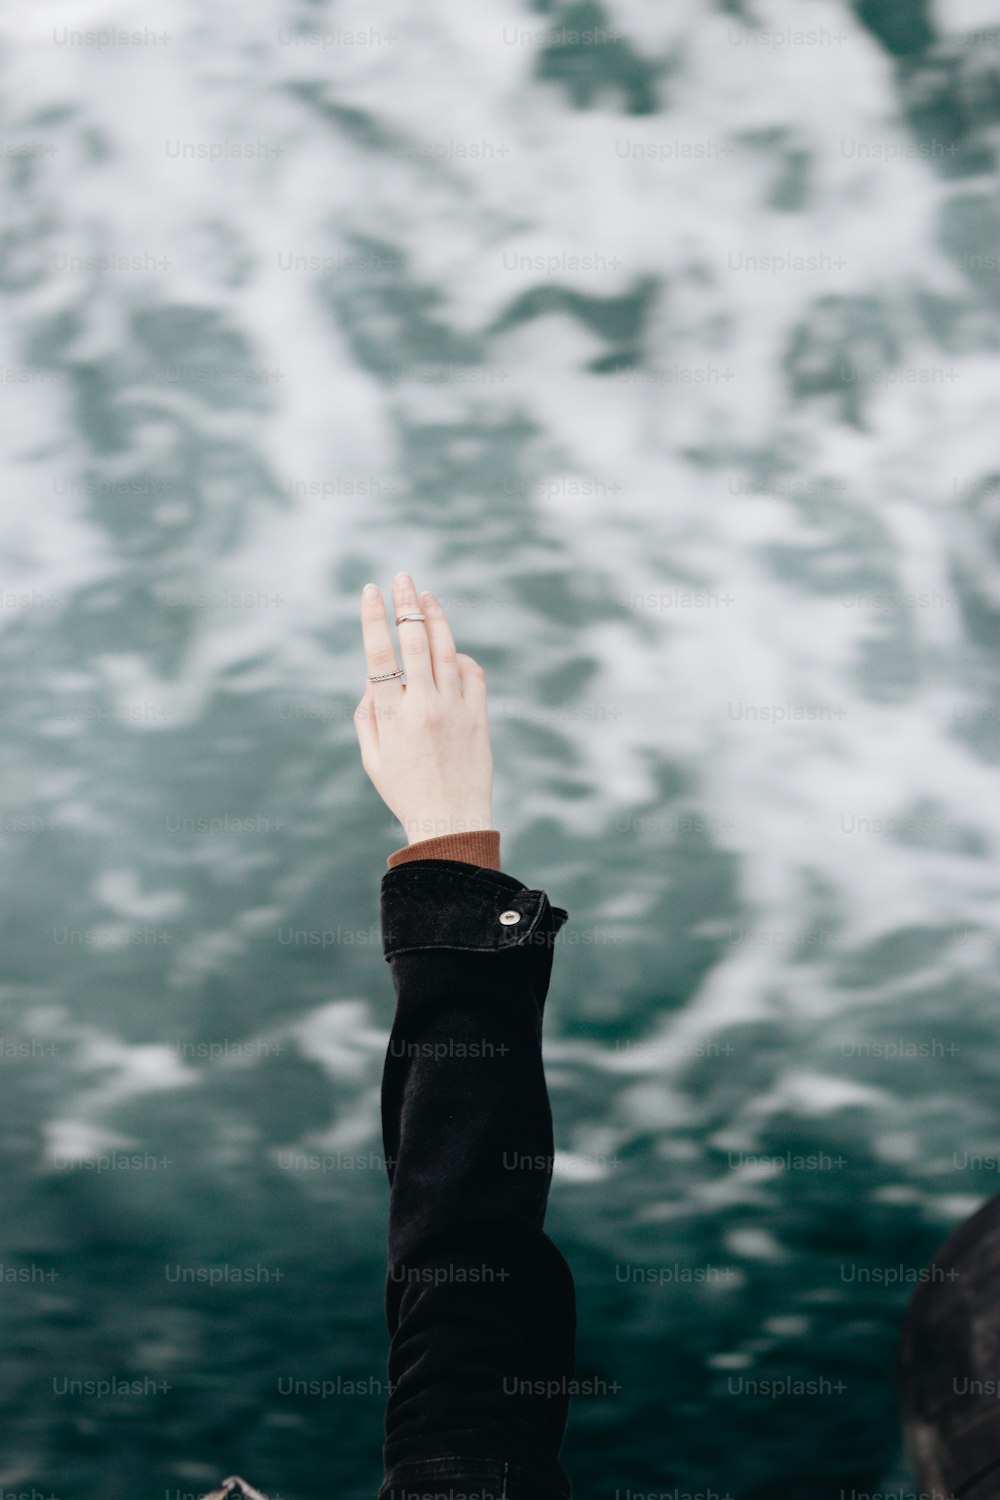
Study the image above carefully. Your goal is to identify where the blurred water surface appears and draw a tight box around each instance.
[1,1,1000,1496]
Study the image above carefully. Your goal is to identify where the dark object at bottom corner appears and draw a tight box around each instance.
[898,1191,1000,1499]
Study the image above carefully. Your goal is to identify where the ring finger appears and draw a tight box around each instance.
[360,583,404,698]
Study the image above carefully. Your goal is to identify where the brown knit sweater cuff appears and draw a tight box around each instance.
[386,829,501,872]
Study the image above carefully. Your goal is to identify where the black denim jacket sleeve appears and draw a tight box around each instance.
[378,858,576,1500]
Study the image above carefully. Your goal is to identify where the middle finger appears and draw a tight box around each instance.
[392,572,434,695]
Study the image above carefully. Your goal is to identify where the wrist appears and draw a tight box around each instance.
[402,814,494,845]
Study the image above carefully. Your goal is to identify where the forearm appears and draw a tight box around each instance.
[379,859,576,1498]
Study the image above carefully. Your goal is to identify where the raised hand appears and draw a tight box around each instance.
[354,572,494,845]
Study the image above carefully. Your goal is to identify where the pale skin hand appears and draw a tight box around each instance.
[354,571,494,846]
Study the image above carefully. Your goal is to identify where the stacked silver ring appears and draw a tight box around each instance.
[367,611,426,683]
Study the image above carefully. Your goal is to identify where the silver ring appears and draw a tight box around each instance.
[395,611,426,625]
[367,668,405,683]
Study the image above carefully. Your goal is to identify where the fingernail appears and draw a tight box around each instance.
[363,583,378,598]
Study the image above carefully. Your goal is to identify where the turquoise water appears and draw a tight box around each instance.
[1,2,999,1496]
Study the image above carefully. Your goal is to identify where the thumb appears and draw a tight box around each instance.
[456,652,487,698]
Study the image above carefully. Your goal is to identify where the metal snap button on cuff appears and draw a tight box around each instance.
[498,909,522,925]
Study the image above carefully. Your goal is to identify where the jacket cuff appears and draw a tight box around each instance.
[381,860,569,963]
[386,829,501,871]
